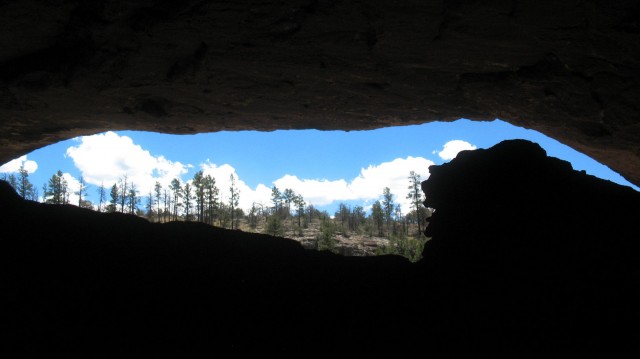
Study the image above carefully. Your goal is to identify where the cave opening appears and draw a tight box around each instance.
[1,118,637,263]
[2,119,640,358]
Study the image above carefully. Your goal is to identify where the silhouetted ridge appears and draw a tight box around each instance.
[0,179,22,204]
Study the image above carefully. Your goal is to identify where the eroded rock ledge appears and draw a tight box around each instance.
[1,0,640,186]
[2,139,638,356]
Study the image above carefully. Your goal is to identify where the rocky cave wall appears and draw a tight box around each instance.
[1,0,640,185]
[2,2,640,356]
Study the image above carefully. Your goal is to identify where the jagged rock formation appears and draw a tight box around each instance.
[1,0,640,186]
[420,139,640,356]
[2,139,638,357]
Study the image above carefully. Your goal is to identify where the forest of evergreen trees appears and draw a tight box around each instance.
[2,166,432,261]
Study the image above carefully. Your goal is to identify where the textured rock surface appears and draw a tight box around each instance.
[3,139,639,356]
[1,0,640,185]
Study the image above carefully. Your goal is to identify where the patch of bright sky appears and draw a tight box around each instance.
[2,118,638,215]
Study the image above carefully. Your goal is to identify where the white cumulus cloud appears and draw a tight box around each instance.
[199,156,435,214]
[433,140,477,160]
[198,161,272,211]
[348,156,433,214]
[64,132,436,215]
[0,155,38,174]
[65,131,189,194]
[273,175,351,206]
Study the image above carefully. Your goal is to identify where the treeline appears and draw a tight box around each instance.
[3,166,433,261]
[2,167,88,207]
[109,171,244,230]
[322,171,433,262]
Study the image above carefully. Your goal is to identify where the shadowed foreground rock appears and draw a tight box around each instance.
[2,139,639,357]
[420,139,640,356]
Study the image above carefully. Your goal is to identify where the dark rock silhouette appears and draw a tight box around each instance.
[420,139,640,356]
[2,139,639,357]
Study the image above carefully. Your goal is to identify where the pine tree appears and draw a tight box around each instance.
[163,188,170,222]
[109,183,119,213]
[192,171,205,222]
[293,194,306,229]
[17,164,34,200]
[282,188,296,231]
[394,204,404,236]
[351,206,365,232]
[170,178,182,221]
[183,182,193,221]
[406,171,424,236]
[45,170,68,205]
[76,176,87,207]
[371,201,384,237]
[154,181,162,222]
[204,174,219,226]
[118,175,128,213]
[271,186,282,215]
[283,188,295,214]
[229,174,240,229]
[127,183,139,214]
[337,203,350,232]
[382,187,394,237]
[97,182,106,212]
[146,191,154,219]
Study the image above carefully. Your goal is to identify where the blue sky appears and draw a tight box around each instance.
[2,118,638,215]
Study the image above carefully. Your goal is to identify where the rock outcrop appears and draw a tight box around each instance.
[420,139,640,356]
[2,139,638,357]
[1,0,640,185]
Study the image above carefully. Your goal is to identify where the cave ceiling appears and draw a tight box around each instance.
[1,0,639,186]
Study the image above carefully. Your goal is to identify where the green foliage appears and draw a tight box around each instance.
[376,235,429,263]
[79,199,94,210]
[316,218,337,252]
[45,170,69,205]
[182,182,193,221]
[363,223,373,237]
[382,187,394,234]
[17,165,35,200]
[203,174,219,226]
[407,170,426,235]
[229,174,240,229]
[266,216,285,237]
[371,201,384,236]
[109,183,119,212]
[271,186,282,213]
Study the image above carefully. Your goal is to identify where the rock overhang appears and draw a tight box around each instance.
[1,0,639,185]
